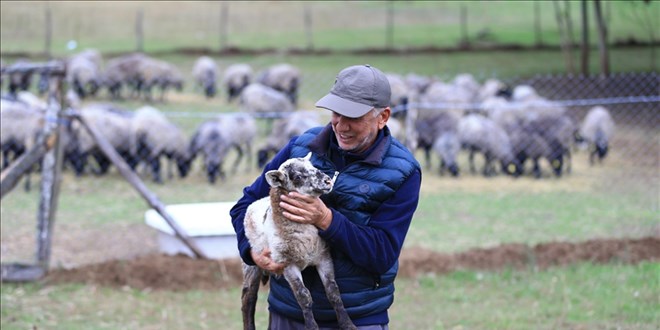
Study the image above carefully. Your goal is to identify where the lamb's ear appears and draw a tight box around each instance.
[265,170,286,188]
[303,152,312,161]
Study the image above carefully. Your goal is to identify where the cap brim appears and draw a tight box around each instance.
[315,93,373,118]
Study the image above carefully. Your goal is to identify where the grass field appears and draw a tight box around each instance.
[1,1,659,329]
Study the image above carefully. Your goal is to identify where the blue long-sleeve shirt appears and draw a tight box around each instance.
[230,128,421,275]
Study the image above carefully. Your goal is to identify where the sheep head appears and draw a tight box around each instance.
[265,152,337,197]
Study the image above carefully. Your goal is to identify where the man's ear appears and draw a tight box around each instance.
[265,170,286,187]
[378,107,391,130]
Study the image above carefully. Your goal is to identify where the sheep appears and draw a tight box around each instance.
[102,53,147,99]
[71,103,136,176]
[414,110,461,176]
[130,106,192,183]
[222,63,253,103]
[256,63,301,105]
[385,73,410,118]
[578,106,615,165]
[239,83,295,115]
[135,57,184,102]
[0,98,44,191]
[242,152,355,330]
[190,113,257,183]
[521,110,577,177]
[66,56,102,99]
[457,114,520,177]
[192,56,218,99]
[6,59,34,97]
[257,111,321,168]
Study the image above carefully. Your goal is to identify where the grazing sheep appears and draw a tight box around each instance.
[414,110,461,176]
[190,113,257,183]
[432,131,461,177]
[66,56,102,99]
[222,63,253,102]
[72,103,136,176]
[103,53,147,99]
[256,63,301,104]
[130,106,192,183]
[0,98,44,191]
[578,106,615,165]
[386,73,410,117]
[239,83,295,115]
[523,110,577,177]
[257,111,321,168]
[458,114,520,177]
[136,58,184,102]
[242,152,354,330]
[192,56,218,98]
[6,59,34,96]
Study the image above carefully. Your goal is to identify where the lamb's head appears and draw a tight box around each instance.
[265,152,337,197]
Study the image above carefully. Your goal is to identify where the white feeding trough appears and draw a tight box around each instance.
[144,202,239,259]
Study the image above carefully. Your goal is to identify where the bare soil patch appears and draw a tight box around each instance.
[42,237,659,292]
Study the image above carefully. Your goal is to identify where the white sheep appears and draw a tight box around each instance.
[256,63,301,104]
[222,63,253,102]
[130,106,192,183]
[192,56,218,98]
[578,106,615,165]
[257,111,321,168]
[458,113,520,177]
[241,152,355,330]
[239,83,295,115]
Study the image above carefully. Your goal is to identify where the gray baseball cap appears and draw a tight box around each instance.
[315,64,391,118]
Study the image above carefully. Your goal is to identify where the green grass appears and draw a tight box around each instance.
[1,262,657,330]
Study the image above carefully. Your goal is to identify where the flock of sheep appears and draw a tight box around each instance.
[1,49,616,188]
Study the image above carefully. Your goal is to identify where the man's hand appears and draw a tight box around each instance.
[279,192,333,230]
[250,248,285,275]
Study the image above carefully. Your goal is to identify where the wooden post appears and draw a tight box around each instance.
[72,114,208,259]
[386,1,394,49]
[460,4,469,47]
[36,82,65,270]
[44,6,52,58]
[304,5,313,51]
[0,132,52,200]
[219,2,228,52]
[136,8,144,52]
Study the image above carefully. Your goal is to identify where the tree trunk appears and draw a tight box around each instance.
[553,0,575,74]
[593,0,610,77]
[580,0,589,75]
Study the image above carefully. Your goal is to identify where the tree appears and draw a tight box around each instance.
[593,0,610,76]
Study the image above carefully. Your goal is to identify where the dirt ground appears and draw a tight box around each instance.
[41,236,660,292]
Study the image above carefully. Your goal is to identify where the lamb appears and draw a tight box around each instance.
[578,106,615,165]
[242,152,355,330]
[257,111,321,168]
[457,113,520,177]
[192,56,218,98]
[130,106,193,183]
[222,63,253,102]
[190,113,257,183]
[238,83,295,115]
[256,63,301,104]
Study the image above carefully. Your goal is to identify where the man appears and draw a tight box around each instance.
[230,64,422,329]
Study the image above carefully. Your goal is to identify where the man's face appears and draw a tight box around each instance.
[330,108,390,153]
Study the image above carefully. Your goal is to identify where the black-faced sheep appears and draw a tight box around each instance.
[130,106,193,183]
[257,111,321,168]
[192,56,218,99]
[102,53,147,99]
[458,113,520,177]
[239,83,295,116]
[414,110,461,176]
[242,152,354,330]
[578,106,615,165]
[135,58,184,102]
[222,63,253,103]
[256,63,301,105]
[71,103,136,176]
[189,113,257,183]
[385,73,410,118]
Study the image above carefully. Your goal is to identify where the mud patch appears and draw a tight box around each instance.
[42,237,659,291]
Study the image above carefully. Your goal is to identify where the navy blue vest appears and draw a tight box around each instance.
[268,125,420,322]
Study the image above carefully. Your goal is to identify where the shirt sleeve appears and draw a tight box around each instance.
[318,169,422,274]
[229,140,295,265]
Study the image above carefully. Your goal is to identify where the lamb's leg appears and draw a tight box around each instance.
[316,258,357,330]
[241,264,262,330]
[283,265,318,330]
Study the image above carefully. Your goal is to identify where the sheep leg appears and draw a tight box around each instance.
[283,266,318,330]
[532,158,541,179]
[231,144,244,174]
[241,264,263,330]
[468,148,477,174]
[149,156,162,183]
[316,258,357,330]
